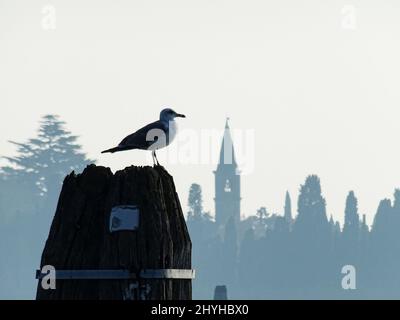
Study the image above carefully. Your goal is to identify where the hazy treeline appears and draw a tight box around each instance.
[0,115,92,299]
[187,177,400,299]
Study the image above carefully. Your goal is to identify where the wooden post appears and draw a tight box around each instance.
[36,164,192,300]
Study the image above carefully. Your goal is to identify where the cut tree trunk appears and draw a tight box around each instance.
[36,164,192,300]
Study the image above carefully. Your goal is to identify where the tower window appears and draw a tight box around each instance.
[224,179,231,192]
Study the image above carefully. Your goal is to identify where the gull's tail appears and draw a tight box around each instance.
[101,146,120,154]
[101,145,135,154]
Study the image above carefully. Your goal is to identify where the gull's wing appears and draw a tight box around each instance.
[118,120,168,150]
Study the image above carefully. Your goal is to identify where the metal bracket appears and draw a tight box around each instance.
[109,205,139,233]
[36,269,195,280]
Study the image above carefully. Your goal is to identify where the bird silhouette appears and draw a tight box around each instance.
[102,108,186,165]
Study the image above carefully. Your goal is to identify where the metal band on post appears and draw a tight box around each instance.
[36,269,195,280]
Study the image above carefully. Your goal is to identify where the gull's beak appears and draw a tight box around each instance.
[176,113,186,118]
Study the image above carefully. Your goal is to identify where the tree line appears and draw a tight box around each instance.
[187,176,400,299]
[0,115,92,299]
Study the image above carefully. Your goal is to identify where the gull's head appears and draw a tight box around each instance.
[160,108,186,122]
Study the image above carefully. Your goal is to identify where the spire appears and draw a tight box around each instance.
[361,214,369,229]
[360,214,369,234]
[225,117,230,129]
[218,118,237,167]
[284,191,292,222]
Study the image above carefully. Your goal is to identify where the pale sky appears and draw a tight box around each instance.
[1,0,400,226]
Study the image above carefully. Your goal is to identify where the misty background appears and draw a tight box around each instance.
[1,0,400,299]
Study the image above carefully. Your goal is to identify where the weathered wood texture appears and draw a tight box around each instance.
[36,164,192,300]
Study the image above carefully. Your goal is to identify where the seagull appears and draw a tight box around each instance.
[101,108,186,165]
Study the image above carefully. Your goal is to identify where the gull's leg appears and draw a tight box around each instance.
[154,151,160,166]
[151,150,156,166]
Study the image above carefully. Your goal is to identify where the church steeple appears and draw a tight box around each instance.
[214,118,241,227]
[218,118,237,168]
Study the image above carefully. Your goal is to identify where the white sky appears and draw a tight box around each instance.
[1,0,400,226]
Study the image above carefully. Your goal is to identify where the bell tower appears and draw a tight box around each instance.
[214,118,241,227]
